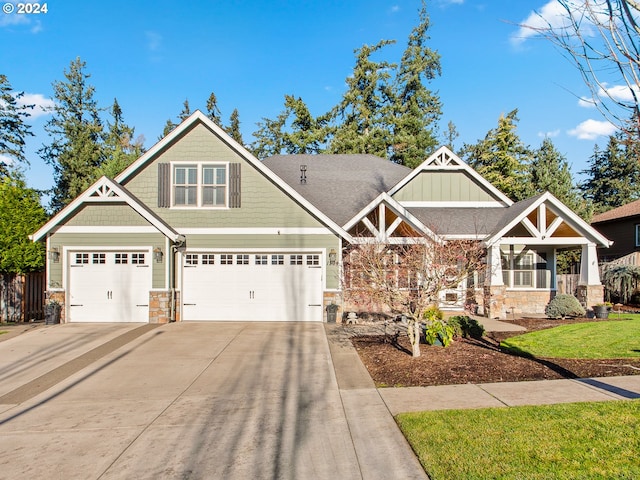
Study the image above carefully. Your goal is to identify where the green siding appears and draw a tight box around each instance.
[393,171,499,202]
[121,122,325,229]
[49,233,166,289]
[65,204,149,226]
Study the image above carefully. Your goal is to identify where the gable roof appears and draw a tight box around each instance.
[388,146,513,207]
[591,198,640,223]
[263,153,411,226]
[31,176,182,242]
[484,192,612,248]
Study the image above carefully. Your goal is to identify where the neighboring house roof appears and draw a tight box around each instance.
[591,198,640,224]
[263,154,411,226]
[31,176,182,242]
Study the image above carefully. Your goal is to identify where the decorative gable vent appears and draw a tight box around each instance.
[426,150,462,168]
[89,184,119,200]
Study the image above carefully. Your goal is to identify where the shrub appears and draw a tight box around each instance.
[545,294,586,319]
[422,305,444,321]
[424,320,455,347]
[447,315,485,339]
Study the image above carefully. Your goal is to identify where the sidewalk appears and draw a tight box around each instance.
[325,320,640,418]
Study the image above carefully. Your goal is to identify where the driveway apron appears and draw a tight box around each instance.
[0,322,410,479]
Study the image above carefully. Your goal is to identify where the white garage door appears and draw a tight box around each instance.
[68,251,151,322]
[182,252,323,321]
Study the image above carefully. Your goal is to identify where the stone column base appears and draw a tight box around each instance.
[149,290,180,323]
[575,284,604,313]
[46,290,66,323]
[483,285,506,319]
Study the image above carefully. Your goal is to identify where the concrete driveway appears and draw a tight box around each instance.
[0,322,426,479]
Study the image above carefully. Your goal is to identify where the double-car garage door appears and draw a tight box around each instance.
[182,251,324,322]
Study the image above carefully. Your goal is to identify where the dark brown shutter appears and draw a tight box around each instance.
[229,163,241,208]
[157,163,170,208]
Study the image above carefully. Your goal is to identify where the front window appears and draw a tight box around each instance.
[501,247,551,289]
[173,163,227,207]
[636,224,640,247]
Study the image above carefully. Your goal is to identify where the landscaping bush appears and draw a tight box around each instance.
[422,305,443,321]
[545,294,586,319]
[424,320,455,347]
[447,315,485,339]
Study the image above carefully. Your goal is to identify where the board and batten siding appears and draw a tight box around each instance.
[392,171,499,203]
[120,123,326,229]
[48,232,167,290]
[184,233,341,289]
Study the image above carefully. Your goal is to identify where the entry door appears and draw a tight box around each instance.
[68,251,151,322]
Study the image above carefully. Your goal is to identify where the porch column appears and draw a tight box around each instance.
[577,242,604,310]
[483,244,506,319]
[578,243,601,285]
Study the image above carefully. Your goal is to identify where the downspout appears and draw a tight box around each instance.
[169,235,186,323]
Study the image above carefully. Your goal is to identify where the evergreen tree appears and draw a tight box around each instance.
[580,132,640,212]
[38,57,105,212]
[0,75,34,176]
[283,95,326,154]
[530,138,589,217]
[441,121,459,154]
[95,98,144,180]
[206,91,222,125]
[161,118,177,138]
[389,1,441,168]
[250,111,289,159]
[0,173,47,273]
[178,99,191,121]
[226,108,244,145]
[328,39,396,157]
[461,109,533,202]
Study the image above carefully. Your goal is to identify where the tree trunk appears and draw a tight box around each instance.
[407,319,421,358]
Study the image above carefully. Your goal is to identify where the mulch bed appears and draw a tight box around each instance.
[352,317,640,387]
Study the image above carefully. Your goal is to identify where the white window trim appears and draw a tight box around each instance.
[635,224,640,247]
[170,161,229,209]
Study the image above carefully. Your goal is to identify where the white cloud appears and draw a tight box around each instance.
[0,11,29,27]
[568,119,617,140]
[16,93,55,119]
[511,1,570,45]
[538,129,560,138]
[598,83,640,103]
[390,5,400,13]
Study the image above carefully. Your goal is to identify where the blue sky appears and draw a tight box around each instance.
[0,0,619,194]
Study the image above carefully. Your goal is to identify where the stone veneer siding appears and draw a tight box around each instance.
[46,290,66,323]
[149,291,176,324]
[483,286,557,319]
[575,285,604,313]
[323,291,342,323]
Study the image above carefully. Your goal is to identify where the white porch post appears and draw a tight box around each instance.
[578,243,601,286]
[487,244,503,286]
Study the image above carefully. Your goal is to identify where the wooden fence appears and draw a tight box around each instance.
[0,272,45,322]
[556,274,579,295]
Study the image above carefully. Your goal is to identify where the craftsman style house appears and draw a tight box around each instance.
[32,111,610,322]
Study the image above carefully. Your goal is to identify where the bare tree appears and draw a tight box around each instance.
[522,0,640,132]
[343,239,486,358]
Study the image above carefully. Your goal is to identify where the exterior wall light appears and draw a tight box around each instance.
[48,247,60,263]
[153,247,164,263]
[328,248,337,266]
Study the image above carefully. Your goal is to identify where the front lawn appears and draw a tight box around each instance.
[397,400,640,480]
[501,315,640,359]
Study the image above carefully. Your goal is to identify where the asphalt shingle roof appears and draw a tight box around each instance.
[263,154,411,225]
[406,207,508,236]
[591,198,640,223]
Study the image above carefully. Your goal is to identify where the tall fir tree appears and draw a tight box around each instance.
[441,121,459,154]
[206,91,222,125]
[530,137,590,218]
[94,98,144,181]
[282,95,327,154]
[328,39,396,157]
[38,57,105,212]
[580,131,640,212]
[250,111,289,159]
[226,108,244,145]
[461,109,533,202]
[389,1,441,168]
[0,74,34,177]
[178,99,191,121]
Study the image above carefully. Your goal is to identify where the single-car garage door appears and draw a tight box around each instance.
[68,250,151,322]
[182,252,323,321]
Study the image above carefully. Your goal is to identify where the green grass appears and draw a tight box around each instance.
[500,316,640,359]
[397,400,640,480]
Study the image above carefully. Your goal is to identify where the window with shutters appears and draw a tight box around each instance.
[169,162,231,208]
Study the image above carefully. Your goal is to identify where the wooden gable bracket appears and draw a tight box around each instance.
[87,183,120,201]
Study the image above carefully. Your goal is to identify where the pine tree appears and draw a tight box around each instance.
[95,98,144,180]
[580,132,640,212]
[38,57,105,211]
[0,74,34,177]
[250,111,289,159]
[441,121,459,154]
[530,138,589,217]
[389,1,441,168]
[226,108,244,145]
[206,91,222,125]
[461,109,533,202]
[178,99,191,121]
[283,95,326,154]
[328,39,396,157]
